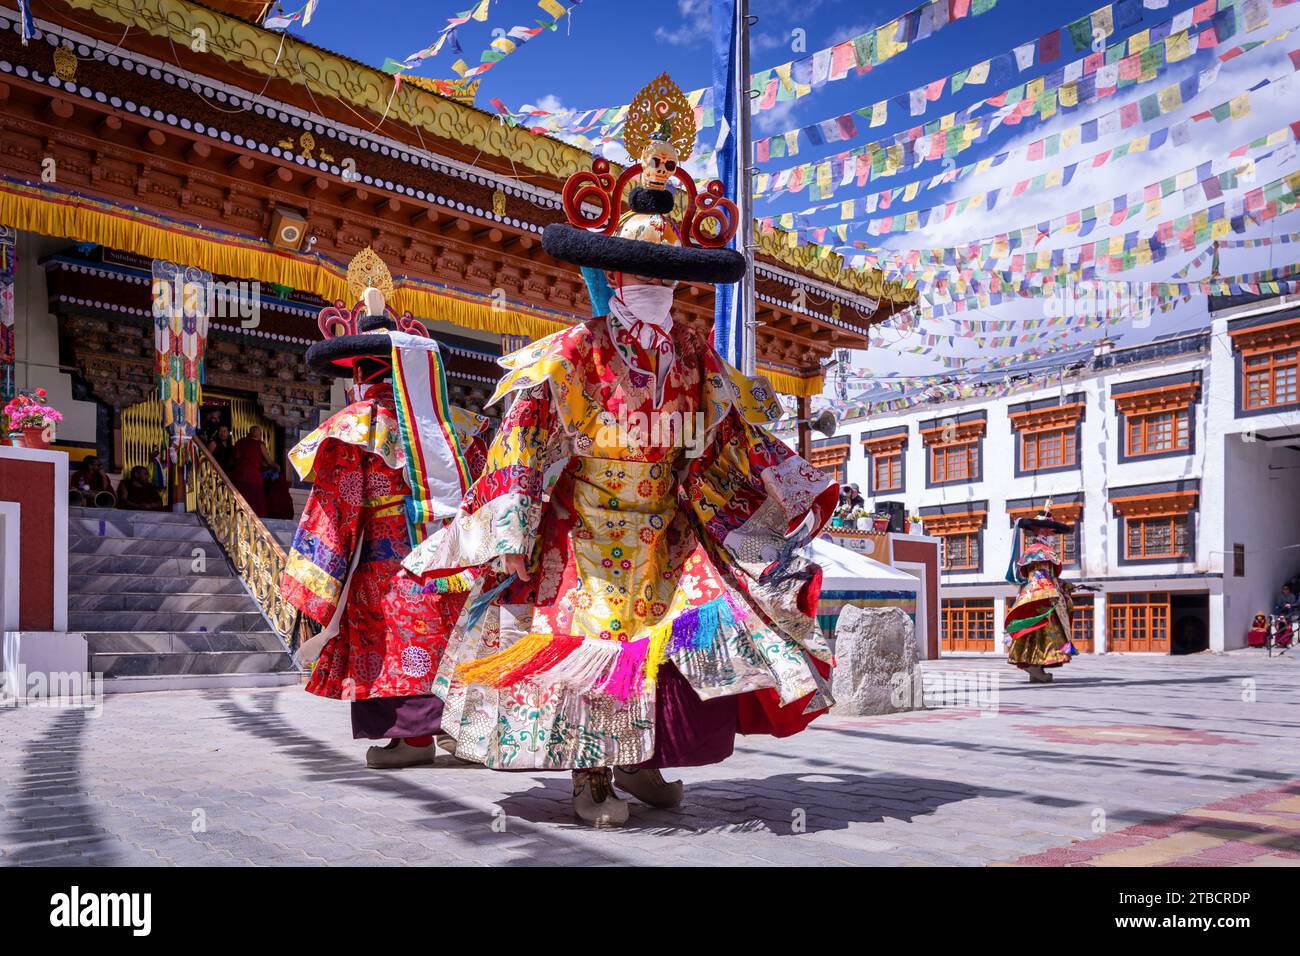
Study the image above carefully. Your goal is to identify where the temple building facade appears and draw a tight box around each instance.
[0,0,914,478]
[0,0,914,690]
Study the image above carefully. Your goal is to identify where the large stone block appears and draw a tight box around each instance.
[829,605,918,716]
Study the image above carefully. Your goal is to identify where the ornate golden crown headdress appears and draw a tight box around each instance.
[622,72,696,164]
[319,248,429,340]
[559,73,737,250]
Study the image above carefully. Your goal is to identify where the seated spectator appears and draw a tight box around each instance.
[69,455,116,507]
[117,465,166,511]
[69,455,112,491]
[1277,583,1297,613]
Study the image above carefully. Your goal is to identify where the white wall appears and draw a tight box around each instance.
[1219,437,1300,648]
[1207,307,1300,649]
[11,233,99,445]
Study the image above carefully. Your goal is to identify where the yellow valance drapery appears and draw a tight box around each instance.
[760,369,824,399]
[0,180,568,342]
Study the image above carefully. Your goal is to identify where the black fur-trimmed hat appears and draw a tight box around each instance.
[544,186,745,284]
[305,311,407,376]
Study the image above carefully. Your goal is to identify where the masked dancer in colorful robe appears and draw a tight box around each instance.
[400,74,838,827]
[1005,502,1079,683]
[280,250,490,769]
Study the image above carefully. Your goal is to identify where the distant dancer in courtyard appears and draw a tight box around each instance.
[1004,501,1085,683]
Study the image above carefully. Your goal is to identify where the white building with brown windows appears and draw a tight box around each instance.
[806,293,1300,657]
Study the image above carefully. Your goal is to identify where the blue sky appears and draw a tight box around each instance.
[298,1,1300,403]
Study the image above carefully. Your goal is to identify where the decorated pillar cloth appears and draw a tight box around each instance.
[0,226,15,402]
[150,259,210,440]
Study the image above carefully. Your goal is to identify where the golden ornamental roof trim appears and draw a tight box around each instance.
[62,0,598,181]
[753,227,918,306]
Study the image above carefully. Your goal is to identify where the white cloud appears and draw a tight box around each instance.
[755,98,800,136]
[520,93,566,114]
[827,21,874,46]
[655,0,710,47]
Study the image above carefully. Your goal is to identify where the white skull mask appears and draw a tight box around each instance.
[639,141,679,190]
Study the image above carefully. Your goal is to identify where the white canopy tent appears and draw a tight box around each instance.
[804,537,920,590]
[801,537,920,644]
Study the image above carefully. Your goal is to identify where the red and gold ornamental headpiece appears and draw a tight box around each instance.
[306,248,430,377]
[541,73,746,285]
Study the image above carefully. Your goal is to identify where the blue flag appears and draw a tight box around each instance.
[711,0,742,367]
[18,0,35,44]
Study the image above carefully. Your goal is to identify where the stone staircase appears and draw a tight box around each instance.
[264,517,299,554]
[69,506,301,692]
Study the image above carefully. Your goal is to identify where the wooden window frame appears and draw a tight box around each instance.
[1125,407,1190,457]
[1124,513,1190,561]
[1071,596,1095,651]
[941,531,981,571]
[1242,347,1299,411]
[1110,489,1197,566]
[921,420,985,488]
[922,509,987,574]
[1009,401,1084,476]
[1021,426,1077,472]
[873,451,902,493]
[930,440,979,484]
[1230,316,1300,416]
[941,598,996,652]
[1113,380,1198,461]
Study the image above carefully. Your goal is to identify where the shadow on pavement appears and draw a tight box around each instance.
[207,689,632,865]
[5,709,120,866]
[497,770,1016,837]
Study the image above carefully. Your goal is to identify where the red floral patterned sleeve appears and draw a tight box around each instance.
[279,441,364,627]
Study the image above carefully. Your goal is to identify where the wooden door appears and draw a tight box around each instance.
[941,599,995,652]
[1108,592,1170,653]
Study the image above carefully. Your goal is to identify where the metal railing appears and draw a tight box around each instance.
[185,437,316,652]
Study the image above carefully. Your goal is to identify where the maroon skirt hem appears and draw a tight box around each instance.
[350,694,443,740]
[633,663,737,770]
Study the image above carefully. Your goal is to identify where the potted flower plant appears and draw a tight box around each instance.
[854,508,872,530]
[3,388,62,450]
[907,514,921,533]
[872,511,892,532]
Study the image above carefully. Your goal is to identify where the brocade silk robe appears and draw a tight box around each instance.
[402,317,839,770]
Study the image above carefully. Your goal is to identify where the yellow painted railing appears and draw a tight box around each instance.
[185,437,315,652]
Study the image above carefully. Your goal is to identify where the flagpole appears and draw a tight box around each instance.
[735,0,756,376]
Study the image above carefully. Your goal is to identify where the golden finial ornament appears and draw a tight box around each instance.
[622,72,696,164]
[346,247,394,304]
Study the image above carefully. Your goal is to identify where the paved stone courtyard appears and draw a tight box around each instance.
[2,652,1298,866]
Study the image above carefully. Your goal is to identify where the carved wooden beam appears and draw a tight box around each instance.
[45,98,74,122]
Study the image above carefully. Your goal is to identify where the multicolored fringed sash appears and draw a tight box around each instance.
[455,593,743,704]
[389,331,472,546]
